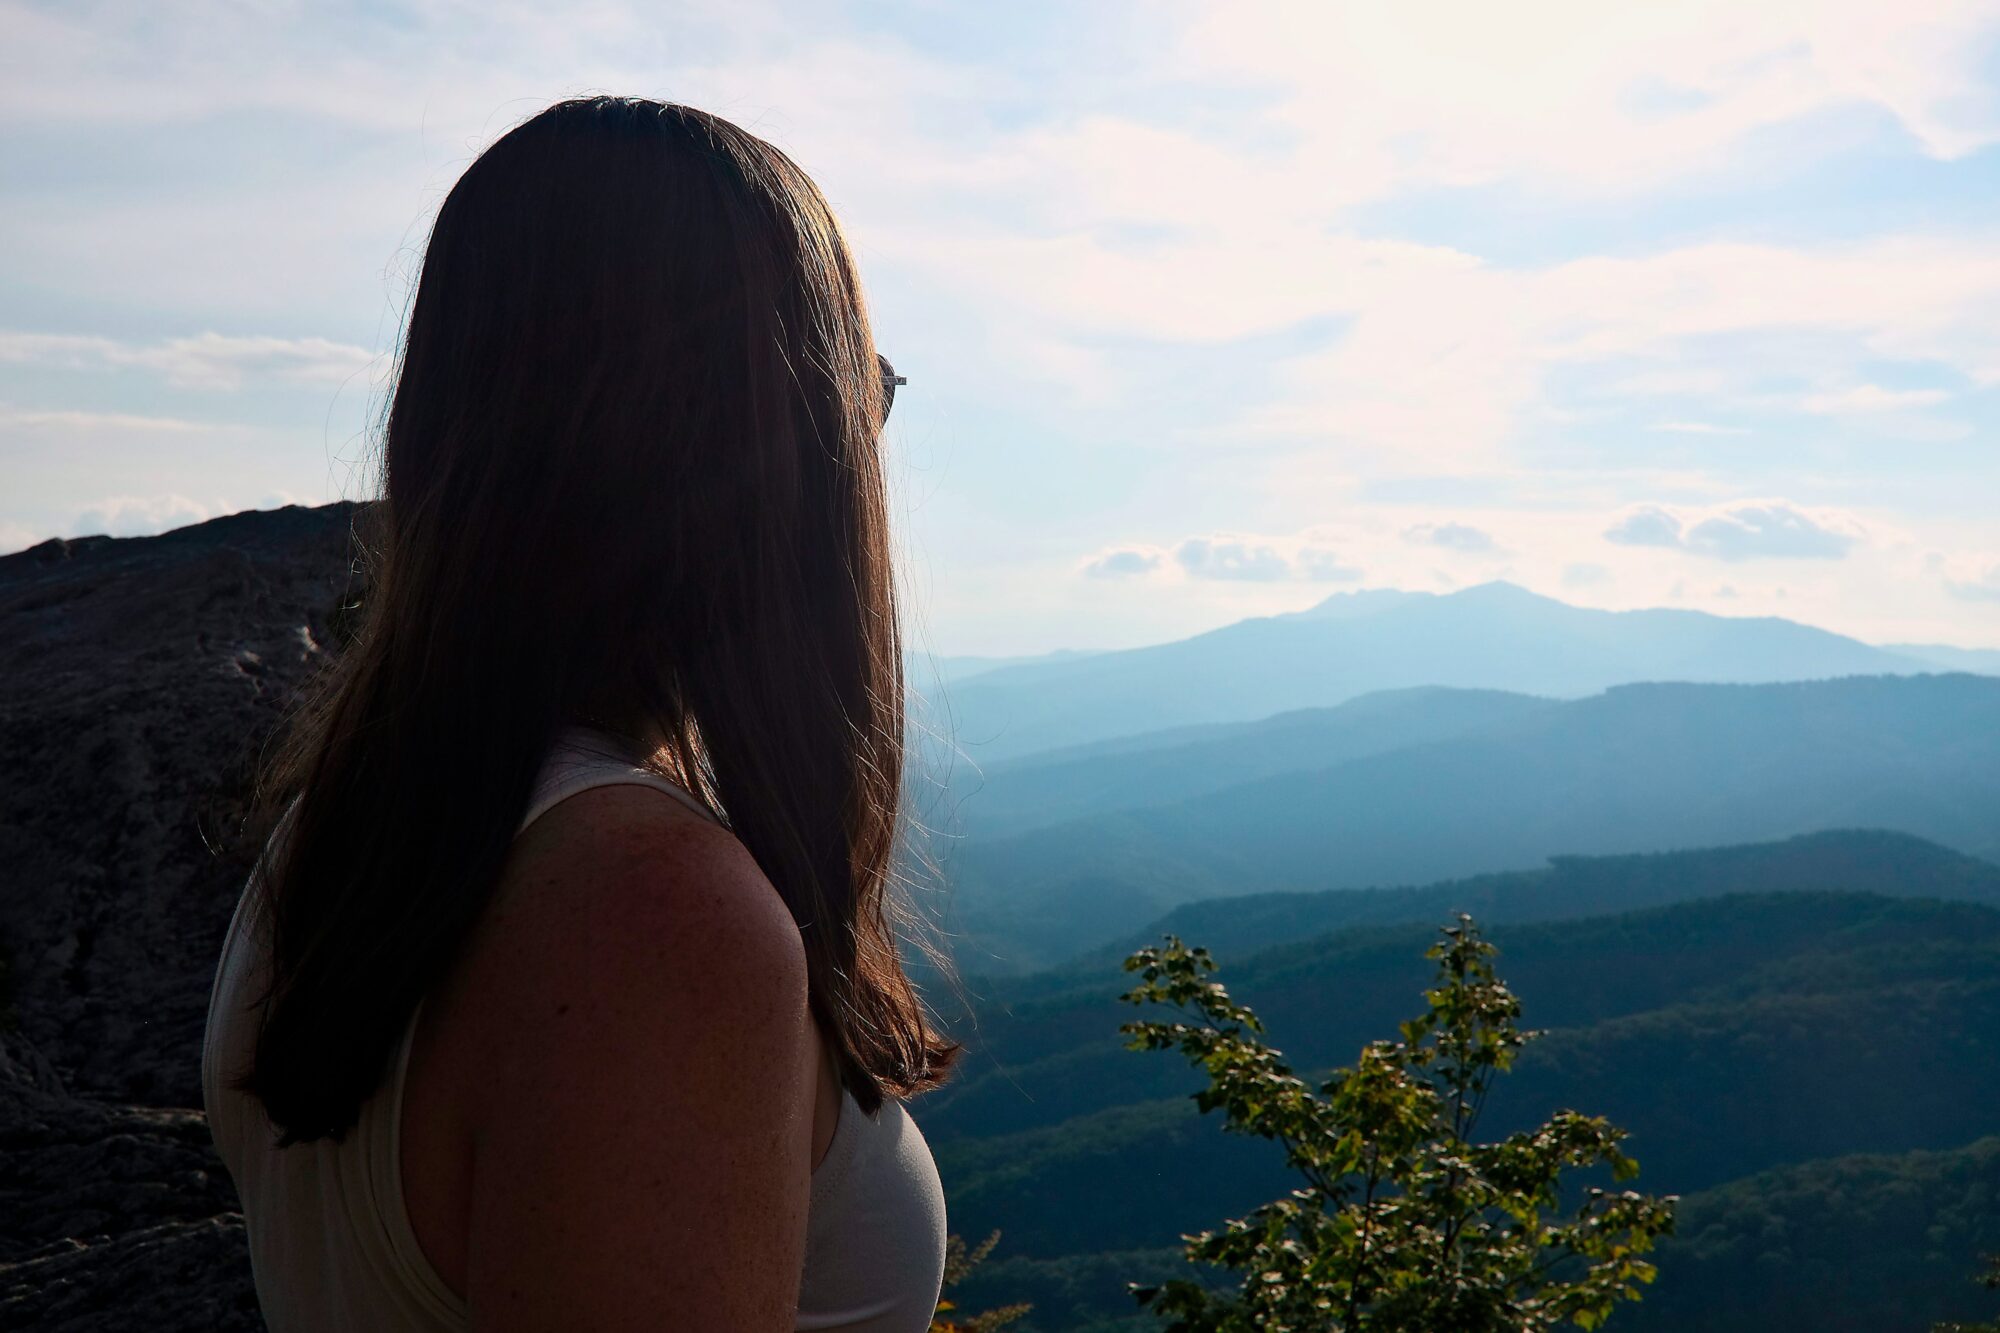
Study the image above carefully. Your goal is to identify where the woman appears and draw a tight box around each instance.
[203,96,959,1331]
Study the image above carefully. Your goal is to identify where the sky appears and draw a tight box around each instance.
[5,0,2000,655]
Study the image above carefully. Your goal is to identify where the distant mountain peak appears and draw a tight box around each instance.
[1289,586,1432,620]
[1294,580,1567,622]
[1449,579,1558,604]
[1440,576,1576,608]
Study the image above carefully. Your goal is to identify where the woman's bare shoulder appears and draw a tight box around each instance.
[479,781,806,1031]
[443,783,817,1327]
[508,780,769,903]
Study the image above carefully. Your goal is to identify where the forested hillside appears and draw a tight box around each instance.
[924,888,2000,1330]
[944,674,2000,968]
[1618,1137,2000,1333]
[946,1138,2000,1333]
[1051,828,2000,977]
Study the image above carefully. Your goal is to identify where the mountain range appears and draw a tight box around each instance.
[939,672,2000,969]
[917,581,1971,764]
[928,830,2000,1140]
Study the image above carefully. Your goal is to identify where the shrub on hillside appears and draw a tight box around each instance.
[1119,915,1676,1331]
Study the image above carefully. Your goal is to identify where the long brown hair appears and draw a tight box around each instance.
[243,96,957,1142]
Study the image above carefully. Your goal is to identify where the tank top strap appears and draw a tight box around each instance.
[521,725,718,831]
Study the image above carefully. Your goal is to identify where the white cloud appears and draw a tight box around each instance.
[1800,383,1953,413]
[0,405,212,433]
[1174,536,1293,583]
[1178,0,2000,194]
[1604,499,1867,561]
[69,493,218,539]
[20,2,1991,445]
[9,1,2000,481]
[0,491,326,552]
[1942,555,2000,602]
[1081,530,1364,583]
[1684,505,1864,562]
[0,519,41,554]
[0,330,377,390]
[1406,522,1499,553]
[1284,236,2000,468]
[4,0,1999,651]
[1081,545,1165,578]
[854,5,2000,475]
[1604,505,1688,550]
[909,221,2000,478]
[16,2,1998,193]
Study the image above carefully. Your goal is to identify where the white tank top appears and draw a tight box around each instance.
[202,726,949,1331]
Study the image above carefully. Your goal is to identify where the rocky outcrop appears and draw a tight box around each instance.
[0,1027,262,1330]
[0,503,363,1329]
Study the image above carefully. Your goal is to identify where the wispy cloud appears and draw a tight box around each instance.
[1180,2,2000,195]
[0,405,214,433]
[1651,421,1751,435]
[0,330,377,390]
[1800,384,1953,414]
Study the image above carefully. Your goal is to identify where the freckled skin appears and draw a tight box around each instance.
[399,784,842,1329]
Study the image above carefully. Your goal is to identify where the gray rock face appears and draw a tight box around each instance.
[0,503,363,1329]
